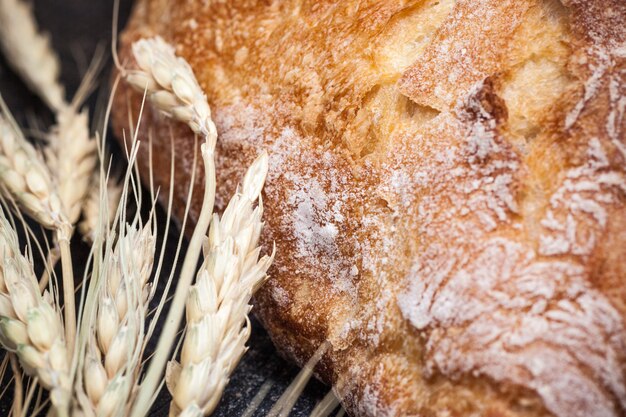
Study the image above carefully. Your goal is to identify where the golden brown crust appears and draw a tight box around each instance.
[112,1,626,416]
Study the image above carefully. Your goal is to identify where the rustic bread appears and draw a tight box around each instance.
[112,1,626,416]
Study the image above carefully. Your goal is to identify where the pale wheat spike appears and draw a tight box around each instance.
[75,222,156,417]
[78,172,123,243]
[124,36,217,143]
[166,151,273,417]
[45,107,98,225]
[0,112,68,230]
[0,210,71,415]
[0,0,65,110]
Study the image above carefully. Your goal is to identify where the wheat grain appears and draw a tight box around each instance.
[0,0,65,110]
[124,36,217,142]
[78,171,123,243]
[75,221,156,417]
[166,151,272,417]
[44,107,98,225]
[0,209,71,415]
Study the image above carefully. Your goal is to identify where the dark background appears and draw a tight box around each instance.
[0,1,329,415]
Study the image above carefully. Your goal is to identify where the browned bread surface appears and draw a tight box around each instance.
[112,1,626,416]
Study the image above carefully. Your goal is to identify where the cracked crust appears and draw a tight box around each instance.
[112,0,626,416]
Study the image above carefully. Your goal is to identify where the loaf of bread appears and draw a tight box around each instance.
[113,1,626,416]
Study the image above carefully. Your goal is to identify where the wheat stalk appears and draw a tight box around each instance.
[75,221,156,417]
[79,171,123,243]
[0,0,65,111]
[130,138,216,417]
[166,151,272,417]
[128,35,220,417]
[123,36,217,141]
[9,353,24,415]
[45,107,98,226]
[0,209,71,416]
[132,136,216,417]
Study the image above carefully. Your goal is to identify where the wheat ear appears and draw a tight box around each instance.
[0,110,67,230]
[123,36,217,139]
[166,152,272,417]
[45,107,98,225]
[0,0,65,110]
[0,209,71,415]
[75,221,156,417]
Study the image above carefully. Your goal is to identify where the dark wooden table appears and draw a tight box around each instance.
[0,1,328,415]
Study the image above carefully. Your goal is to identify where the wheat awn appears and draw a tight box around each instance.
[78,171,123,243]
